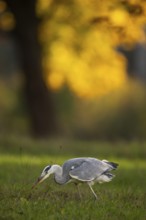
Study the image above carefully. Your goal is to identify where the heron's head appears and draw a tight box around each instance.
[32,165,53,188]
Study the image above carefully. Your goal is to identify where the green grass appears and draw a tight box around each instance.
[0,136,146,220]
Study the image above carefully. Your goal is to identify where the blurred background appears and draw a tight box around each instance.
[1,0,146,141]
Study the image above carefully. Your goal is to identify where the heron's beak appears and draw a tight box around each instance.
[32,175,46,189]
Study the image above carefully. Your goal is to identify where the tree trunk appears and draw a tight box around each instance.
[5,0,57,137]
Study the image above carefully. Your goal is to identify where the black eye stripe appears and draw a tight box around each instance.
[44,165,51,172]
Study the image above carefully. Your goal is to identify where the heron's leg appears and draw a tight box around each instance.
[75,183,82,199]
[87,183,98,200]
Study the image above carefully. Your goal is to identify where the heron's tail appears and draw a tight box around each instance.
[97,172,115,183]
[102,160,119,169]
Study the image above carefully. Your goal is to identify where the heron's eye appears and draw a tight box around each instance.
[44,165,51,172]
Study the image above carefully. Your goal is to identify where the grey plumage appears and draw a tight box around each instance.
[33,157,119,199]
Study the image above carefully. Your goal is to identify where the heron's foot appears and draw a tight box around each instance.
[93,194,99,201]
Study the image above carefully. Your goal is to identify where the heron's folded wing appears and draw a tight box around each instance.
[69,160,108,181]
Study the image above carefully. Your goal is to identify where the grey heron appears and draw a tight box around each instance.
[33,157,118,199]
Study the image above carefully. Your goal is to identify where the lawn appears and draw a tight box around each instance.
[0,136,146,220]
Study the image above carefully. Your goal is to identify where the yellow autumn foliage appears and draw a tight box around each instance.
[38,0,146,98]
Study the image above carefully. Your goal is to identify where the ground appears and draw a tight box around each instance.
[0,136,146,220]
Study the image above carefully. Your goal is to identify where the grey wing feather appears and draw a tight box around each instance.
[61,158,89,182]
[68,158,110,181]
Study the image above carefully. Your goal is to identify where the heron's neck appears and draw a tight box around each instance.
[52,165,66,185]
